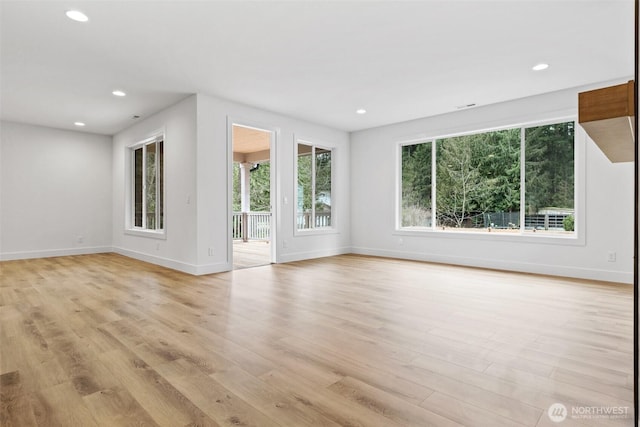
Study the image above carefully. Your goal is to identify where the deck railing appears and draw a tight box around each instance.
[232,212,271,241]
[296,212,331,229]
[233,211,333,241]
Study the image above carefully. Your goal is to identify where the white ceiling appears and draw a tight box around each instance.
[0,1,635,135]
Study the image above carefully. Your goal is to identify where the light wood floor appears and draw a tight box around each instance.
[0,253,634,426]
[233,240,271,269]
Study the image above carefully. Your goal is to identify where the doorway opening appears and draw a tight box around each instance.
[231,124,275,269]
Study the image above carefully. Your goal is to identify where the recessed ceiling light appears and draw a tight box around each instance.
[65,10,89,22]
[532,63,549,71]
[74,122,86,127]
[455,103,477,110]
[112,90,126,97]
[356,109,367,115]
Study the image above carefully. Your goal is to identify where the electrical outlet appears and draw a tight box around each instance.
[282,240,288,248]
[208,247,214,256]
[607,251,616,262]
[77,235,83,244]
[398,238,404,246]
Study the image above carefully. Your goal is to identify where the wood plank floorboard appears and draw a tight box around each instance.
[0,253,634,426]
[233,240,271,269]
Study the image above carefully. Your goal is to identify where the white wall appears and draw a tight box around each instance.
[0,121,112,259]
[350,81,634,284]
[111,93,350,275]
[112,95,199,272]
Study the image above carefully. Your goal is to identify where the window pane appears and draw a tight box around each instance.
[436,129,520,231]
[315,148,331,227]
[401,142,432,227]
[146,143,157,230]
[158,140,164,230]
[297,144,313,229]
[524,122,575,234]
[134,147,143,227]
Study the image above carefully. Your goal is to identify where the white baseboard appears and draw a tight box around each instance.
[0,246,112,261]
[114,246,352,275]
[111,247,230,276]
[350,246,633,284]
[193,262,232,275]
[3,244,629,284]
[111,247,197,274]
[277,246,351,264]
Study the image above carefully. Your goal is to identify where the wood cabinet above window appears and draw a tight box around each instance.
[578,80,635,163]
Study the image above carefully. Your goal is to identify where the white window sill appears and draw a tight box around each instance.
[294,227,339,237]
[125,228,167,240]
[394,228,584,246]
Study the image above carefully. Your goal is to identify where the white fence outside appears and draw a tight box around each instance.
[296,212,331,229]
[233,211,333,241]
[233,212,271,241]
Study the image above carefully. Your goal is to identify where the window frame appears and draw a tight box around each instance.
[125,133,166,239]
[294,138,336,235]
[398,138,436,230]
[395,116,585,245]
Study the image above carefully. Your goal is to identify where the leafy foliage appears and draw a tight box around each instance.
[297,153,312,211]
[297,146,332,228]
[233,161,271,212]
[525,122,574,214]
[314,150,332,213]
[250,162,271,211]
[401,142,432,226]
[233,162,241,211]
[297,147,332,212]
[563,214,575,232]
[435,128,520,228]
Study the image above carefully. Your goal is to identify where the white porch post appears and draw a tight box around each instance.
[239,162,252,242]
[239,162,252,213]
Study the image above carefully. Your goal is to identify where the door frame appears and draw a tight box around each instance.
[227,117,279,267]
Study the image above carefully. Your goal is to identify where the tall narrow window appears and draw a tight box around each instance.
[401,142,432,228]
[296,142,333,230]
[131,137,164,231]
[133,147,143,227]
[524,122,575,234]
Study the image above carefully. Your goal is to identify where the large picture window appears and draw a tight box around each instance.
[400,120,575,236]
[131,136,164,231]
[296,142,333,230]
